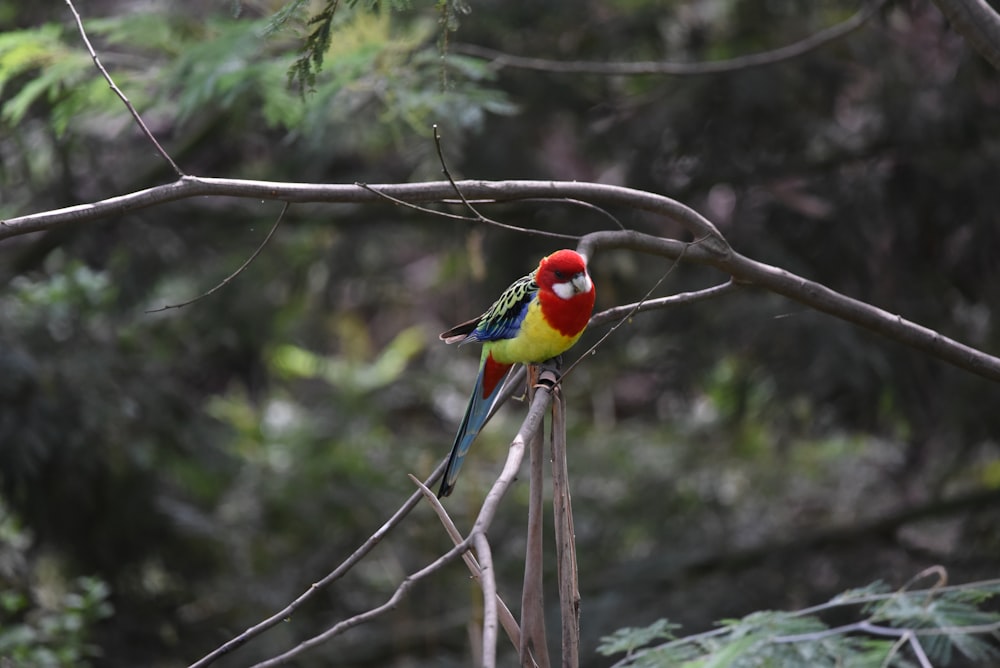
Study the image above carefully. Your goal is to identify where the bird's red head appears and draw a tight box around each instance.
[534,250,595,337]
[536,250,593,297]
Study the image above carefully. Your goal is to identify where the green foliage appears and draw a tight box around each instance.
[270,325,425,394]
[283,0,414,93]
[598,579,1000,667]
[598,619,680,656]
[1,4,512,161]
[86,6,509,153]
[600,610,890,668]
[0,24,117,135]
[0,506,112,668]
[864,580,1000,665]
[4,0,1000,665]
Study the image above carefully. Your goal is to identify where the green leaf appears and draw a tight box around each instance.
[598,618,680,656]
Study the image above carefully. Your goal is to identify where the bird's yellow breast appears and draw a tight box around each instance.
[486,299,582,365]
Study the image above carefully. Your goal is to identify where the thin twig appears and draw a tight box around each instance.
[246,379,554,667]
[516,197,627,231]
[773,617,1000,645]
[557,241,690,384]
[356,182,481,222]
[905,631,934,668]
[454,0,887,76]
[434,124,486,221]
[249,533,478,668]
[188,459,447,668]
[907,565,948,607]
[64,0,185,177]
[791,577,1000,622]
[356,182,578,241]
[879,632,911,668]
[431,125,585,241]
[588,279,737,327]
[148,202,289,313]
[408,475,524,653]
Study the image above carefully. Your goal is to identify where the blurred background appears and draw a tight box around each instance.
[1,0,999,665]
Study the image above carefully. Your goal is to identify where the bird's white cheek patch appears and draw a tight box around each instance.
[552,281,575,300]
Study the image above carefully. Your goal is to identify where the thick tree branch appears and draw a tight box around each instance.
[932,0,1000,71]
[577,230,1000,383]
[5,178,999,384]
[0,178,728,254]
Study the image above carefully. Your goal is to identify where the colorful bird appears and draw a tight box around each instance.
[438,249,596,497]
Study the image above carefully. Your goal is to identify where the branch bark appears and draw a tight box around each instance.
[228,372,556,668]
[0,177,727,252]
[188,459,447,668]
[932,0,1000,71]
[577,230,1000,383]
[550,388,580,668]
[5,177,999,384]
[521,391,551,668]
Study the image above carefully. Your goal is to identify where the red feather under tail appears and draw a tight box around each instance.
[438,352,514,497]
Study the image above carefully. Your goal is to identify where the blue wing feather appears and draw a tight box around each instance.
[437,271,536,497]
[466,273,537,343]
[470,300,531,342]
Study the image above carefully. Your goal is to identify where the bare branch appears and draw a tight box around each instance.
[517,197,627,231]
[188,460,447,668]
[474,530,499,668]
[5,178,999,384]
[588,280,739,327]
[434,124,488,222]
[247,533,476,667]
[550,388,580,668]
[906,631,935,668]
[578,229,1000,383]
[932,0,1000,71]
[0,178,727,252]
[409,475,524,654]
[357,182,579,241]
[559,245,689,384]
[521,386,551,668]
[242,374,556,667]
[64,0,184,177]
[454,0,888,76]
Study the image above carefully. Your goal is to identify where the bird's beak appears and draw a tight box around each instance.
[571,272,592,295]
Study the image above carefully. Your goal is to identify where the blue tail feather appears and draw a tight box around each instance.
[438,362,511,497]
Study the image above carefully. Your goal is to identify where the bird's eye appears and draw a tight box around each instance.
[553,269,567,280]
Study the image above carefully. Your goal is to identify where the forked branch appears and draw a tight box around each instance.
[5,177,1000,384]
[209,373,557,668]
